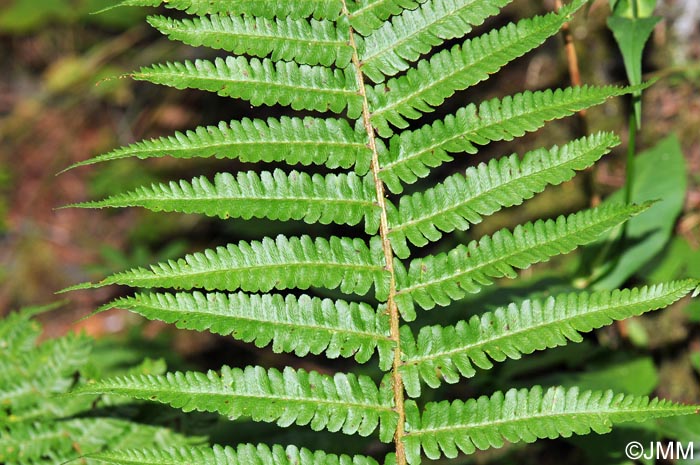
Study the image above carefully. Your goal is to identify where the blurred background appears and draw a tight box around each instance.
[1,0,700,463]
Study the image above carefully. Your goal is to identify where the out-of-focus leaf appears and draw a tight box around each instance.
[609,0,657,18]
[593,135,686,289]
[607,0,659,128]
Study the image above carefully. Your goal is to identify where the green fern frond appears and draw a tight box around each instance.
[75,366,398,441]
[0,310,42,353]
[134,57,363,116]
[64,117,372,174]
[368,2,584,132]
[349,0,429,35]
[360,0,512,83]
[0,334,92,412]
[0,332,91,385]
[72,170,381,233]
[394,203,650,319]
[387,133,619,258]
[87,443,380,465]
[400,280,700,397]
[403,386,698,464]
[104,291,394,369]
[72,235,389,299]
[380,85,637,191]
[0,418,193,465]
[103,0,344,20]
[148,15,353,68]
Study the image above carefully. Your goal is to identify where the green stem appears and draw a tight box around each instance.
[624,109,637,207]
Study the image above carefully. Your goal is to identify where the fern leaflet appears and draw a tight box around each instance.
[73,170,381,233]
[87,443,380,465]
[76,366,398,441]
[400,280,700,396]
[103,291,394,369]
[394,203,649,319]
[134,57,363,116]
[403,386,699,464]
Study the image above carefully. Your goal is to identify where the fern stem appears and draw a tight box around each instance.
[341,1,407,462]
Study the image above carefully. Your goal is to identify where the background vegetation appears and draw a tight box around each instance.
[1,0,699,463]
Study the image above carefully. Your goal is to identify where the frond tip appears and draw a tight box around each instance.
[73,366,399,442]
[404,386,699,464]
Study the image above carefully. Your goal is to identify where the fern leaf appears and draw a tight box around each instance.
[349,0,429,35]
[70,235,389,300]
[368,2,585,134]
[403,386,699,464]
[0,334,92,412]
[394,203,650,320]
[72,170,381,234]
[400,280,700,397]
[65,117,372,175]
[87,443,380,465]
[381,85,636,192]
[103,0,343,20]
[360,0,512,83]
[387,133,619,258]
[134,57,362,117]
[104,291,394,370]
[0,310,42,353]
[0,419,193,464]
[74,366,399,442]
[149,15,353,68]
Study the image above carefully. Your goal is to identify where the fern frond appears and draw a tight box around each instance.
[349,0,429,35]
[65,117,372,175]
[70,235,389,299]
[74,366,399,441]
[394,203,650,320]
[87,443,380,465]
[0,310,42,353]
[381,85,636,192]
[400,280,700,397]
[0,334,92,412]
[368,2,584,134]
[103,0,344,20]
[403,386,699,464]
[0,418,193,464]
[72,170,381,234]
[134,57,362,117]
[360,0,512,83]
[148,15,353,68]
[104,291,394,369]
[387,133,619,258]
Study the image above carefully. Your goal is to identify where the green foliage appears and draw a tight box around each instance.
[0,307,195,465]
[64,1,699,465]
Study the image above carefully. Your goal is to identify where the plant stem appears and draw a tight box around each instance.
[624,111,637,205]
[341,2,406,463]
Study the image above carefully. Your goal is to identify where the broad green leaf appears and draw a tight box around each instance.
[607,14,660,127]
[592,135,686,289]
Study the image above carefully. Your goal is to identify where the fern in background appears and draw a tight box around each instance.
[0,305,198,465]
[65,0,700,464]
